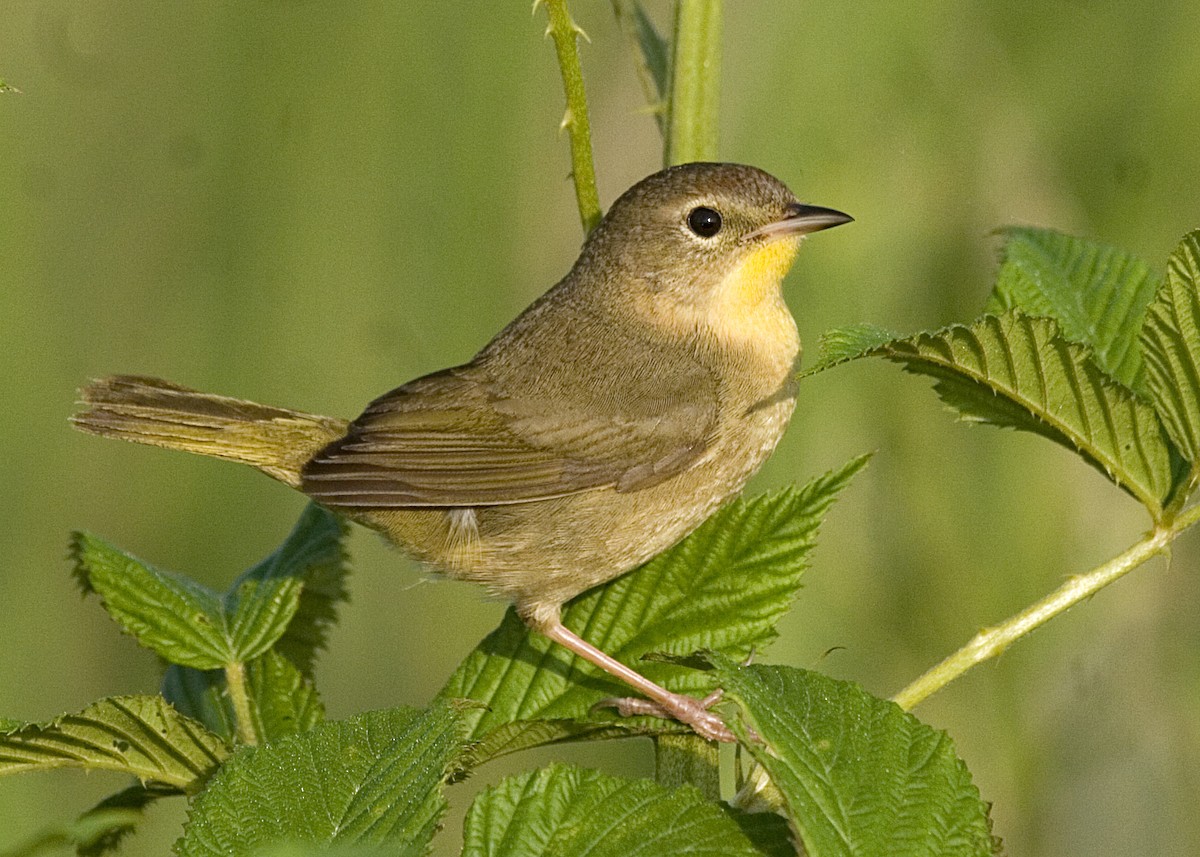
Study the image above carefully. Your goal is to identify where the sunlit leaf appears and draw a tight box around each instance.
[164,650,325,746]
[72,505,348,672]
[0,696,228,792]
[1141,230,1200,471]
[811,313,1173,514]
[988,227,1160,388]
[71,533,231,669]
[245,651,325,740]
[438,456,867,760]
[716,660,997,857]
[227,505,349,676]
[461,763,767,857]
[802,323,896,376]
[175,705,462,857]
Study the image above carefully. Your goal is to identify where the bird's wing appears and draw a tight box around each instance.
[300,355,718,508]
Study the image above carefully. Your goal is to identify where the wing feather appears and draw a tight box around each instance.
[301,346,718,508]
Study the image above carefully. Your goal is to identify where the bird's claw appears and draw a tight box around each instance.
[592,689,737,743]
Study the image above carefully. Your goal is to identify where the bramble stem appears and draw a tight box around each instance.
[893,502,1200,710]
[664,0,722,165]
[542,0,603,234]
[224,661,260,745]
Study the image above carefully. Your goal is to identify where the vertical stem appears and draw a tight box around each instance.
[664,0,723,165]
[224,661,260,746]
[543,0,603,234]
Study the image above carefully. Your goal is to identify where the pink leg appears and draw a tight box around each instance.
[541,620,735,743]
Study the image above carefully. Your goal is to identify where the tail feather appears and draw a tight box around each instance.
[72,375,349,488]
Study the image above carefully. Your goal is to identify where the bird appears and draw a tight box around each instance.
[72,161,852,742]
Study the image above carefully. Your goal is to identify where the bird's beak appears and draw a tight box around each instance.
[746,202,854,243]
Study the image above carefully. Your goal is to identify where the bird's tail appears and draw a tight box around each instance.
[72,375,349,488]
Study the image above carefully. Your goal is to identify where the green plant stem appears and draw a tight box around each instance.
[224,662,259,746]
[893,502,1200,710]
[664,0,722,165]
[542,0,602,234]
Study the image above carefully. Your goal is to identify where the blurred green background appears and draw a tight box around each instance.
[2,1,1199,854]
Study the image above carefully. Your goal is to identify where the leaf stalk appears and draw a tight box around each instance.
[224,661,260,746]
[893,502,1200,709]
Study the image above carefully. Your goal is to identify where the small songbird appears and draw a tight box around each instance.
[73,162,852,742]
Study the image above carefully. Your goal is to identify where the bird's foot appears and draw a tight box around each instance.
[593,689,736,743]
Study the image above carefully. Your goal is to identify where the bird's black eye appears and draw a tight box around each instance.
[686,206,723,238]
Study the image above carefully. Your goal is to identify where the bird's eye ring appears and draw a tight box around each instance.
[686,206,723,238]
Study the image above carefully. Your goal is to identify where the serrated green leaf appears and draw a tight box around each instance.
[988,227,1160,388]
[245,651,325,740]
[175,704,463,857]
[612,1,669,128]
[802,323,897,376]
[164,652,324,745]
[0,696,228,791]
[438,456,868,759]
[716,660,997,857]
[814,313,1173,514]
[1141,230,1200,470]
[248,846,396,857]
[71,533,232,669]
[462,763,766,857]
[73,505,349,672]
[225,505,349,674]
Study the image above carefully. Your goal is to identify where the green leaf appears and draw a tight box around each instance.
[162,666,237,743]
[813,313,1173,514]
[244,651,325,740]
[988,227,1160,388]
[226,505,349,675]
[612,1,669,127]
[248,846,397,857]
[716,660,997,857]
[1141,230,1200,469]
[71,533,232,669]
[175,704,463,857]
[438,456,868,760]
[0,696,229,792]
[164,652,325,745]
[802,323,897,376]
[72,505,349,671]
[462,763,767,857]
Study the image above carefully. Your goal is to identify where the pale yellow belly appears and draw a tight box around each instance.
[358,388,796,621]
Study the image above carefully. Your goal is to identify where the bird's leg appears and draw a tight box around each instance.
[539,619,736,743]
